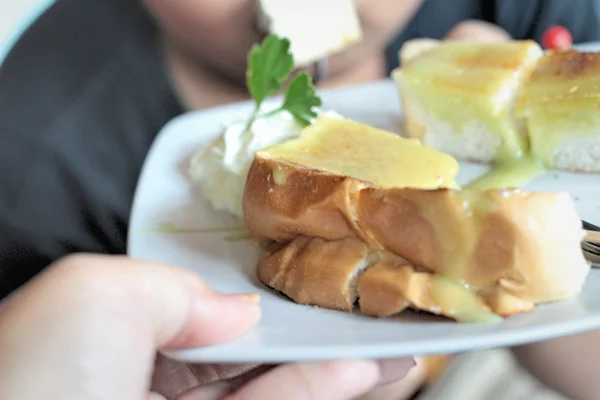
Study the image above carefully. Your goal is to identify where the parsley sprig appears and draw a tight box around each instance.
[245,35,322,130]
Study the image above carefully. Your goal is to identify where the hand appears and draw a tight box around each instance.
[445,20,511,42]
[0,254,416,400]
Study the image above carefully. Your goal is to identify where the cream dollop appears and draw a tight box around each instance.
[189,108,343,218]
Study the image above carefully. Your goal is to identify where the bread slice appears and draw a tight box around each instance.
[395,40,600,173]
[392,39,543,163]
[243,117,589,322]
[516,50,600,172]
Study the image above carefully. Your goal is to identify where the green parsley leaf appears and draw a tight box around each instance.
[246,35,294,109]
[280,72,322,126]
[244,34,323,132]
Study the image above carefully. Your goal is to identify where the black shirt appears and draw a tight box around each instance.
[387,0,600,71]
[1,0,599,298]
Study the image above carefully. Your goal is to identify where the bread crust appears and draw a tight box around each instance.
[243,155,589,320]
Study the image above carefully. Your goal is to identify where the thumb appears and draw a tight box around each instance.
[0,254,261,400]
[106,255,262,350]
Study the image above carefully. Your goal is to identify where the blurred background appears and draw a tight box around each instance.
[0,0,53,63]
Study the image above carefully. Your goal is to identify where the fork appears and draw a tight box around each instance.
[583,220,600,267]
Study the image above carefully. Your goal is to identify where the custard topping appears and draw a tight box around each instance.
[261,117,460,189]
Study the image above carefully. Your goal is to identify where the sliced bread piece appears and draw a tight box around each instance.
[516,50,600,172]
[243,117,589,321]
[392,39,543,163]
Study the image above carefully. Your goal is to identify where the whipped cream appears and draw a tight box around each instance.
[189,108,343,218]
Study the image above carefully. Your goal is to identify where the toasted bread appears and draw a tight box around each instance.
[516,50,600,172]
[395,39,600,173]
[243,117,589,322]
[393,40,543,163]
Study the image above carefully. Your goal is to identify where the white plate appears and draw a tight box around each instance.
[128,79,600,364]
[574,41,600,52]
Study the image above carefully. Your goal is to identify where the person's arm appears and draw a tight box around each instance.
[511,331,600,400]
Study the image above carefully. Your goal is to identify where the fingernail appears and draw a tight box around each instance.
[239,293,261,305]
[165,291,262,350]
[201,292,262,318]
[201,291,262,312]
[180,292,262,347]
[213,292,261,305]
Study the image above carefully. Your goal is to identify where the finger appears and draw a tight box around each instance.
[445,20,511,42]
[149,393,167,400]
[357,358,425,400]
[177,382,233,400]
[167,357,415,399]
[101,254,261,349]
[223,359,413,400]
[4,253,261,349]
[172,364,277,400]
[0,254,261,400]
[151,355,262,399]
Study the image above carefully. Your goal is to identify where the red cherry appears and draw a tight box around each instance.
[542,25,573,50]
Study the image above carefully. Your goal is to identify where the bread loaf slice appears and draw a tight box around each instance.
[392,39,543,163]
[516,50,600,172]
[394,39,600,172]
[243,117,589,322]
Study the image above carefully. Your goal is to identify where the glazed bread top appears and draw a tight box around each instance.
[243,117,589,308]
